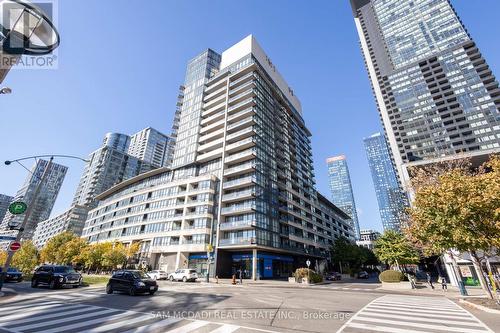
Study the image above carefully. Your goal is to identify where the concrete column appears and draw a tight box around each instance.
[252,249,257,281]
[175,250,181,270]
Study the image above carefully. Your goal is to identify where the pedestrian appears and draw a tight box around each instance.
[410,274,417,289]
[426,272,435,290]
[441,277,447,291]
[239,268,243,284]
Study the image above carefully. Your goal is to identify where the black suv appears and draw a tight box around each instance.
[0,267,23,282]
[106,270,158,296]
[32,265,82,289]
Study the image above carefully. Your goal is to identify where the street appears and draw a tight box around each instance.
[0,280,497,333]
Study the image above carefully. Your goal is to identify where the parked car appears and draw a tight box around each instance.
[169,269,198,282]
[0,267,23,282]
[106,270,158,296]
[31,265,82,289]
[325,272,342,281]
[147,270,168,280]
[357,271,369,279]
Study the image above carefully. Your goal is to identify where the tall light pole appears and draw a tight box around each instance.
[0,154,88,291]
[0,87,12,94]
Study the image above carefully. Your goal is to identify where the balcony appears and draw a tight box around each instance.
[230,72,255,88]
[220,203,256,215]
[204,86,226,103]
[219,220,256,231]
[227,98,255,114]
[200,110,225,126]
[228,81,255,98]
[203,101,226,118]
[219,237,254,246]
[203,94,226,110]
[227,107,255,123]
[223,161,256,177]
[227,88,255,106]
[224,148,256,164]
[199,128,224,142]
[222,176,256,190]
[196,147,223,163]
[225,127,255,143]
[227,116,255,133]
[225,137,255,153]
[199,118,225,135]
[221,189,255,203]
[198,137,224,153]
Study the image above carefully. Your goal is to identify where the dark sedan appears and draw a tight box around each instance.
[0,267,23,282]
[106,270,158,296]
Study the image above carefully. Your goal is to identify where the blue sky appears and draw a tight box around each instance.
[1,0,499,232]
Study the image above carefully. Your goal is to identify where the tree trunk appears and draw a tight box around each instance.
[470,251,493,300]
[485,257,500,304]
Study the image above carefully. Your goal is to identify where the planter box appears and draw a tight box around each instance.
[301,277,310,284]
[381,282,412,290]
[288,277,296,284]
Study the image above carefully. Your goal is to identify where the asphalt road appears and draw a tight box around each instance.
[0,280,497,333]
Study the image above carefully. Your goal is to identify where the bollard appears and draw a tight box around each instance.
[232,274,236,285]
[215,275,219,284]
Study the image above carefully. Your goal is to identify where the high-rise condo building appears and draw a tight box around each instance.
[165,86,185,168]
[0,194,14,222]
[326,155,361,239]
[128,127,170,168]
[350,0,500,184]
[1,160,68,239]
[356,229,381,250]
[82,35,355,280]
[33,205,91,248]
[72,133,148,209]
[364,133,409,231]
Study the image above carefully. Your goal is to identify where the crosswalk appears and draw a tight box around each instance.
[338,295,494,333]
[0,298,281,333]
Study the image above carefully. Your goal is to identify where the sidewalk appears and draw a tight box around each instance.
[378,282,488,298]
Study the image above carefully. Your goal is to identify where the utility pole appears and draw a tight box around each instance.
[0,157,53,291]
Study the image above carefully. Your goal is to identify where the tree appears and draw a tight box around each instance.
[59,237,89,266]
[0,250,7,266]
[40,231,79,264]
[101,242,126,270]
[77,243,106,273]
[12,241,39,274]
[407,155,500,300]
[330,237,378,273]
[125,242,140,267]
[374,230,420,270]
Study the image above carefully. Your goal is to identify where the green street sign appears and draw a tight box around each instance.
[8,202,27,215]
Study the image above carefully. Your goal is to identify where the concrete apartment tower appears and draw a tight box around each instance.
[82,35,355,280]
[128,127,170,169]
[0,160,68,239]
[350,0,500,185]
[326,155,361,239]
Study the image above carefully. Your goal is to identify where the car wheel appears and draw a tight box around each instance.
[31,279,38,288]
[149,290,155,295]
[106,284,113,294]
[49,280,57,290]
[169,276,174,282]
[129,287,136,296]
[182,276,187,282]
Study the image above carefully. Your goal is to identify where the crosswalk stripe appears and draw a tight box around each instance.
[346,322,431,333]
[209,324,240,333]
[121,317,183,333]
[164,320,210,333]
[10,308,118,332]
[0,301,62,315]
[373,300,460,309]
[358,311,485,327]
[368,301,466,312]
[364,307,477,320]
[0,303,68,322]
[353,316,489,333]
[80,314,154,333]
[35,311,130,333]
[3,305,94,326]
[367,304,472,316]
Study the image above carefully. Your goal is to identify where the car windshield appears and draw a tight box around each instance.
[7,268,19,272]
[130,271,149,279]
[54,266,76,273]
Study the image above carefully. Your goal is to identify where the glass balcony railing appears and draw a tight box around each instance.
[223,162,256,176]
[220,203,256,214]
[222,176,256,189]
[219,237,254,246]
[220,220,256,230]
[221,189,255,201]
[227,98,255,113]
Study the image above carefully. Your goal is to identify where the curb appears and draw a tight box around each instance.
[459,299,500,314]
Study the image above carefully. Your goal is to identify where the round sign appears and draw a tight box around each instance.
[8,202,27,215]
[8,241,21,252]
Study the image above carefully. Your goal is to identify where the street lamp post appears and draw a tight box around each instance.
[0,87,12,94]
[0,154,88,292]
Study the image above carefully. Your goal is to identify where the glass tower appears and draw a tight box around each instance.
[128,127,170,169]
[326,155,361,239]
[0,194,14,223]
[364,133,409,231]
[350,0,500,183]
[0,159,68,239]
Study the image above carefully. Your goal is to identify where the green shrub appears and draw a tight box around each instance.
[293,268,323,283]
[379,270,404,283]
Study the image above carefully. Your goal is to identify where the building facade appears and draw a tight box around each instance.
[356,229,381,250]
[326,155,361,239]
[72,136,147,209]
[1,159,68,239]
[0,194,13,223]
[165,86,184,168]
[350,0,500,184]
[33,205,90,248]
[128,127,170,169]
[364,133,408,231]
[82,35,355,280]
[102,132,131,152]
